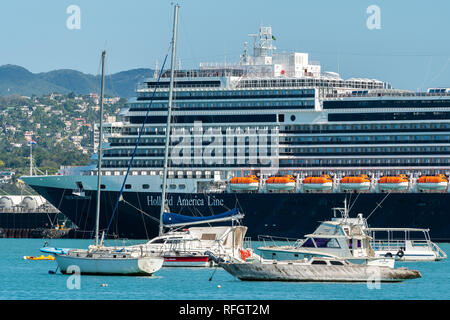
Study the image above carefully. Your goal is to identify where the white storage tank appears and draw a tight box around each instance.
[0,196,13,209]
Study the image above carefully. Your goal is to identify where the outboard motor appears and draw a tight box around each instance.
[204,251,224,264]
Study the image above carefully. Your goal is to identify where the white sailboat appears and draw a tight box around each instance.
[140,5,252,267]
[144,5,237,267]
[44,50,163,276]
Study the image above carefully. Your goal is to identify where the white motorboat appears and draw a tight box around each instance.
[220,256,421,282]
[258,200,388,264]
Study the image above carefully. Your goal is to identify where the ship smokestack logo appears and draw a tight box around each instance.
[169,121,279,173]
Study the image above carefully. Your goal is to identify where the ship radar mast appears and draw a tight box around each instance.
[249,26,276,58]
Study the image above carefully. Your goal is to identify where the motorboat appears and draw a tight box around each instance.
[265,175,296,191]
[229,175,259,191]
[340,174,371,191]
[369,227,447,261]
[302,174,333,191]
[220,256,421,282]
[416,174,448,191]
[257,200,387,265]
[378,174,409,192]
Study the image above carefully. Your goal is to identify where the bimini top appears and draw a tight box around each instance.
[163,208,244,227]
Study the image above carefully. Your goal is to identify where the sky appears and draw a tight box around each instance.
[0,0,449,90]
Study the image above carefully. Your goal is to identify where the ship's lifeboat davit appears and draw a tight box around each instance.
[417,174,448,191]
[266,175,296,191]
[340,174,371,191]
[378,174,409,191]
[302,175,333,191]
[229,175,259,191]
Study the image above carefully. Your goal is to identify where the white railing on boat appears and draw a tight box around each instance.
[257,235,303,248]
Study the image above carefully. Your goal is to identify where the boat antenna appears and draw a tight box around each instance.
[159,4,180,236]
[95,50,106,246]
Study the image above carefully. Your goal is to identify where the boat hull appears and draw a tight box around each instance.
[55,254,164,275]
[220,262,421,282]
[417,182,448,191]
[373,250,440,261]
[163,255,211,267]
[340,182,371,191]
[378,182,409,191]
[302,182,333,191]
[266,183,296,191]
[25,185,450,241]
[230,183,259,191]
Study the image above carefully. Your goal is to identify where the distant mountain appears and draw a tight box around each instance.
[0,65,154,98]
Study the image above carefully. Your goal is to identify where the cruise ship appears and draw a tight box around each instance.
[22,27,450,241]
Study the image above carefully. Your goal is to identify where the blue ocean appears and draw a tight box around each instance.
[1,239,449,300]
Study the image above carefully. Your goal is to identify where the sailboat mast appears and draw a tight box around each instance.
[159,4,180,236]
[95,50,106,246]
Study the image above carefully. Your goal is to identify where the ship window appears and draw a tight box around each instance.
[142,184,150,189]
[311,260,328,265]
[100,185,106,189]
[125,184,132,190]
[330,261,344,266]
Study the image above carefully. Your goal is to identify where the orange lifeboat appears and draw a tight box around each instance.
[229,175,259,191]
[266,175,296,191]
[417,174,448,191]
[378,174,409,191]
[340,174,371,191]
[302,174,333,191]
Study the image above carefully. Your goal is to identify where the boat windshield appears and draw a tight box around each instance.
[301,238,341,248]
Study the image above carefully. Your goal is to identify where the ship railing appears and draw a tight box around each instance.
[257,235,303,248]
[431,242,448,259]
[324,91,450,99]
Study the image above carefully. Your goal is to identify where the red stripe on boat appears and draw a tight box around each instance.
[164,256,209,262]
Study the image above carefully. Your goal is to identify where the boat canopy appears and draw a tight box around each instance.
[163,208,244,227]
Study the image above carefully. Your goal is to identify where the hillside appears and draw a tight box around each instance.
[0,65,154,98]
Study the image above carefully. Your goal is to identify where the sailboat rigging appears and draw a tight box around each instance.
[40,50,164,276]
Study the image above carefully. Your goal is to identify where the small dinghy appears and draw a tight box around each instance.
[220,257,421,282]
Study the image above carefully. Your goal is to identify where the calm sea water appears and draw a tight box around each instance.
[1,239,449,300]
